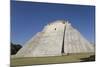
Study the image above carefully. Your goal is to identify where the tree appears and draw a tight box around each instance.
[11,43,22,55]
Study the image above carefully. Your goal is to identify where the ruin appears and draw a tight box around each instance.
[15,20,94,57]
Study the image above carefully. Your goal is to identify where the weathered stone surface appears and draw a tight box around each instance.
[15,20,94,57]
[64,22,94,54]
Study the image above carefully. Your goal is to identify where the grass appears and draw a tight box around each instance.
[11,53,95,66]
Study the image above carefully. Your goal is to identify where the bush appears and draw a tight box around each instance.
[80,55,95,62]
[11,43,22,55]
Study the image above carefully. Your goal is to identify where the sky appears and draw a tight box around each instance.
[11,1,95,45]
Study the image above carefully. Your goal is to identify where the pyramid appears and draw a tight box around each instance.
[15,20,94,57]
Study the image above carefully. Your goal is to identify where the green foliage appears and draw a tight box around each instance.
[11,43,22,55]
[80,55,95,62]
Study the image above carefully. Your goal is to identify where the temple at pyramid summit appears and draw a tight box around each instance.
[15,20,95,57]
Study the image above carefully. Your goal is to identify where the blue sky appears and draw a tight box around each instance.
[11,1,95,45]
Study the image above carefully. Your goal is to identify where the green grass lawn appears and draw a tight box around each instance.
[11,53,95,66]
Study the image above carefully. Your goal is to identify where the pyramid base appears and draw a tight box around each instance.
[11,52,95,66]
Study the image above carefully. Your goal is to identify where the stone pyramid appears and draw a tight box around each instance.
[15,20,94,57]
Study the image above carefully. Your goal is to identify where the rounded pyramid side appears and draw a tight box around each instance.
[64,22,95,54]
[15,20,66,57]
